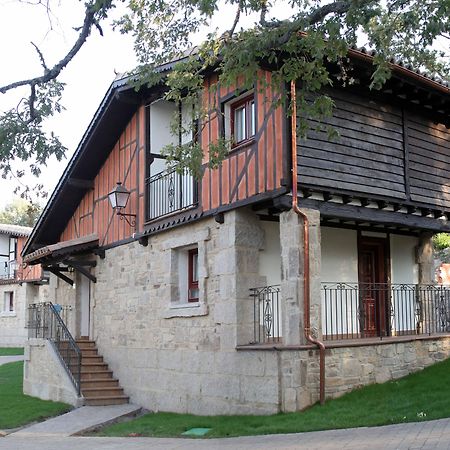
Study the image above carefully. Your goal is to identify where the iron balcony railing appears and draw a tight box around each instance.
[321,283,450,341]
[27,302,82,395]
[250,285,282,344]
[146,167,198,221]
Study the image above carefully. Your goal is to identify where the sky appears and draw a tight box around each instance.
[0,1,137,207]
[0,0,270,209]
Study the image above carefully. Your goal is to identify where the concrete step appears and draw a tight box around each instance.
[81,378,119,389]
[75,340,97,349]
[80,370,113,380]
[82,387,125,397]
[80,355,104,364]
[80,348,99,357]
[84,395,129,406]
[80,363,109,372]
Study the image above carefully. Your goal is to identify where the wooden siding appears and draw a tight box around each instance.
[406,113,450,208]
[201,71,286,212]
[297,89,406,199]
[297,87,450,209]
[60,107,146,246]
[17,236,43,281]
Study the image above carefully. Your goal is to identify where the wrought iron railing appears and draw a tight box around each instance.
[0,260,19,281]
[146,167,198,221]
[321,283,450,341]
[250,285,282,344]
[27,302,82,395]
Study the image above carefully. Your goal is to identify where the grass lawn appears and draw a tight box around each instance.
[97,357,450,438]
[0,362,71,429]
[0,347,24,356]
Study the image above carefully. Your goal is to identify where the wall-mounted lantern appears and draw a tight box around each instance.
[108,182,136,228]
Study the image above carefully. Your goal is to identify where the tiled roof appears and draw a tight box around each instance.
[0,223,32,237]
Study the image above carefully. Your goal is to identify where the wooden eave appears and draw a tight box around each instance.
[23,234,99,265]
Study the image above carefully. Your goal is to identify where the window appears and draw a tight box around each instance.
[230,95,255,146]
[8,237,17,278]
[3,292,14,312]
[188,248,199,302]
[164,232,209,319]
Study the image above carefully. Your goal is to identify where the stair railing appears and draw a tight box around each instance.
[27,302,82,396]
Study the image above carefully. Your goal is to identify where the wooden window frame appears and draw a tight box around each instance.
[230,95,255,147]
[188,248,199,302]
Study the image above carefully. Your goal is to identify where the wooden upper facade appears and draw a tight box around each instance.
[22,55,450,261]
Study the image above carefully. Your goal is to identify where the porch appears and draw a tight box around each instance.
[246,207,447,346]
[250,282,450,344]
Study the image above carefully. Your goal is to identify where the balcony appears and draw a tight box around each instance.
[321,283,450,341]
[248,282,450,345]
[146,167,199,221]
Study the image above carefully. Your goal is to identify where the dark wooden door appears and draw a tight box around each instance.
[358,237,388,337]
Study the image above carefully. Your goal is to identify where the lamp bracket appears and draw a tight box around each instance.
[117,211,136,228]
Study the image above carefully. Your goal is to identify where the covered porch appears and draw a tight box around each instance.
[247,200,450,346]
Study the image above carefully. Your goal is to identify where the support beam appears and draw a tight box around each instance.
[298,199,450,232]
[67,178,95,190]
[46,267,74,286]
[66,260,97,283]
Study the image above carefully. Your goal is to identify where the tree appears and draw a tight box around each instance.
[1,0,450,180]
[0,199,42,227]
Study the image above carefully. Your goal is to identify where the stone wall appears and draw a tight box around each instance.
[0,283,27,346]
[89,210,280,415]
[23,206,450,414]
[23,338,82,407]
[277,336,450,411]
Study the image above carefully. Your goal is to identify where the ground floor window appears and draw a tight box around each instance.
[3,291,14,312]
[188,248,199,302]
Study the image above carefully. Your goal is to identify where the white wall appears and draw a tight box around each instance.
[321,227,358,283]
[259,221,281,286]
[390,234,419,284]
[150,99,178,157]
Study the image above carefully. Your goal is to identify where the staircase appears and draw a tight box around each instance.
[75,338,129,406]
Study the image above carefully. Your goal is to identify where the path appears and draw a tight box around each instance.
[0,355,23,366]
[2,416,450,449]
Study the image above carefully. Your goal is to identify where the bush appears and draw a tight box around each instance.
[433,233,450,250]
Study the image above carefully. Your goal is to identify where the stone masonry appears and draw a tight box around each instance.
[23,206,450,414]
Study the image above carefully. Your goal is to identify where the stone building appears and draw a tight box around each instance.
[21,51,450,413]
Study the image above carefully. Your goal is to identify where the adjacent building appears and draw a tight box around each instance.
[0,224,45,347]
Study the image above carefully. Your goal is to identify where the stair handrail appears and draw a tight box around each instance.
[27,302,82,396]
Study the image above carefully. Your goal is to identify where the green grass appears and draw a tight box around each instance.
[0,362,71,429]
[97,357,450,438]
[0,347,24,356]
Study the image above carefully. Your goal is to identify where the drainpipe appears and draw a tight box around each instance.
[290,80,326,405]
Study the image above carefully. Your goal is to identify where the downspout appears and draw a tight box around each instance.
[290,81,326,405]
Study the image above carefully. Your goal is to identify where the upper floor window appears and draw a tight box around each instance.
[229,94,256,146]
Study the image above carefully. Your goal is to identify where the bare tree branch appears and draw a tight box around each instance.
[31,42,49,72]
[0,2,111,95]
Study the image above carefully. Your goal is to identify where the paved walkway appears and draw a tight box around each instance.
[0,355,23,366]
[2,417,450,449]
[10,404,141,437]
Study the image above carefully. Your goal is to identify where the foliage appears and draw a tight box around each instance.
[2,0,450,178]
[97,357,450,438]
[0,199,42,227]
[433,233,450,251]
[116,0,450,173]
[0,362,70,429]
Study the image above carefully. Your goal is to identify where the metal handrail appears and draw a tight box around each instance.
[27,302,82,395]
[321,282,450,341]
